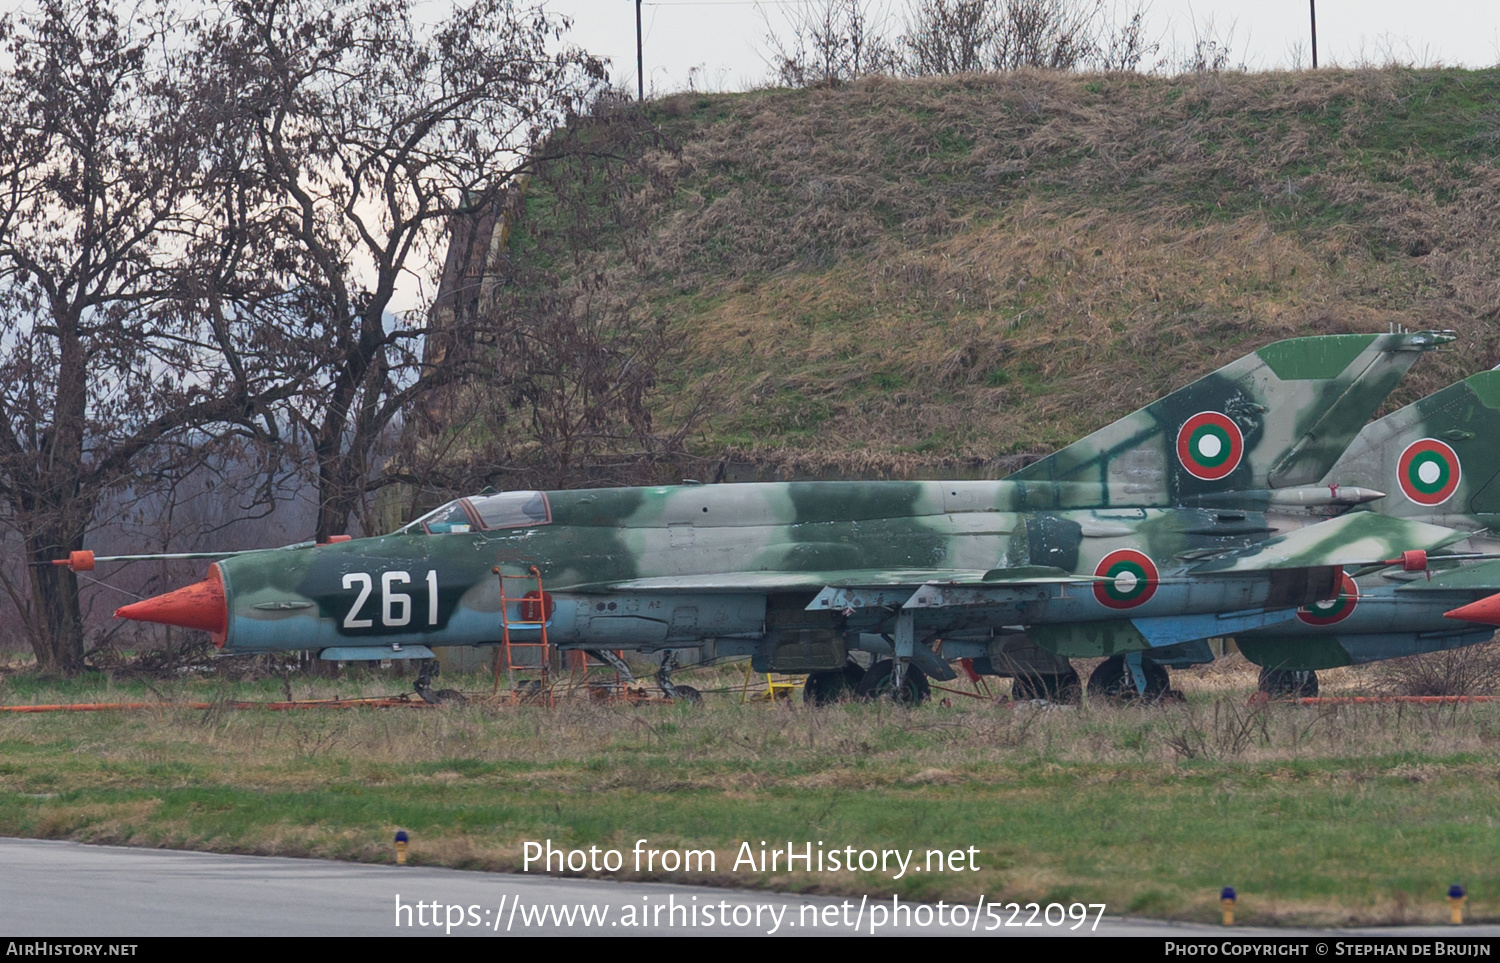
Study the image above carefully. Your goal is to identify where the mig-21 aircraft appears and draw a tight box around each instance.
[88,331,1467,704]
[1228,368,1500,696]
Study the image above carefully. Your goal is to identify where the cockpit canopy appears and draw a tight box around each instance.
[401,491,551,535]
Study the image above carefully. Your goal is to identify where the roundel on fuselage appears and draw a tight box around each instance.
[1176,411,1245,481]
[1093,549,1160,609]
[1397,438,1461,506]
[1296,571,1359,626]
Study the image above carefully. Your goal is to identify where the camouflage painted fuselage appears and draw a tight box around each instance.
[1235,570,1499,671]
[1236,370,1500,671]
[125,330,1467,670]
[210,478,1462,664]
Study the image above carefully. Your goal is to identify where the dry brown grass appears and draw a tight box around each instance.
[508,68,1500,473]
[8,664,1500,924]
[8,661,1494,771]
[1374,642,1500,696]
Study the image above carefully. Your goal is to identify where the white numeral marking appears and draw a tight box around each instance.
[342,573,373,628]
[343,570,439,629]
[382,571,411,627]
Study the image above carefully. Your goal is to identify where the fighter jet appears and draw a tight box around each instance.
[91,331,1461,704]
[1228,368,1500,696]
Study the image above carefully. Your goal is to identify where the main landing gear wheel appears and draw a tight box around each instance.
[413,658,464,705]
[803,662,866,706]
[1257,668,1319,699]
[1012,670,1082,704]
[512,678,548,704]
[855,659,931,705]
[1087,655,1170,703]
[655,650,700,704]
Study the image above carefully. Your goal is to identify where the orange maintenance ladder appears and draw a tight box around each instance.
[492,566,555,703]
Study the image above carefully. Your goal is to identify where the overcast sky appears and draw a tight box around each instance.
[545,0,1500,95]
[9,0,1484,314]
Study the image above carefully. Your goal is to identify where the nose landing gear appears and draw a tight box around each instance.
[1257,667,1319,699]
[855,659,931,705]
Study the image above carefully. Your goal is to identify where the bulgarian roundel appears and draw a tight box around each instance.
[1296,572,1359,626]
[1176,412,1245,481]
[1397,438,1461,506]
[1093,549,1160,610]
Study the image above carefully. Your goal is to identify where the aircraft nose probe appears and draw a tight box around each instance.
[114,565,228,645]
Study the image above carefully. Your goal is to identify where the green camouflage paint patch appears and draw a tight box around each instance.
[1028,619,1153,657]
[1462,370,1500,410]
[1011,332,1442,503]
[1256,334,1377,380]
[1237,635,1355,671]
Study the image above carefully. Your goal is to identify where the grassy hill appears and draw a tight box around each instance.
[505,67,1500,480]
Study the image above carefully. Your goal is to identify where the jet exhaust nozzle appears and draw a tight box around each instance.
[114,565,228,646]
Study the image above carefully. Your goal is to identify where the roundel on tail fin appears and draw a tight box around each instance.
[1397,438,1461,506]
[1176,412,1245,481]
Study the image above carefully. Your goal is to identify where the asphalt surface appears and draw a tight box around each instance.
[2,837,1497,937]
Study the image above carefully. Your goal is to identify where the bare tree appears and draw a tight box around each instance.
[397,108,708,497]
[765,0,900,88]
[487,270,708,491]
[903,0,1000,75]
[991,0,1098,71]
[1171,11,1241,74]
[195,0,607,541]
[1090,2,1157,72]
[0,0,290,673]
[900,0,1157,76]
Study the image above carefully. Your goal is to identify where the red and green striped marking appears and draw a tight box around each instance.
[1093,549,1160,609]
[1175,412,1244,481]
[1397,438,1461,506]
[1296,572,1359,626]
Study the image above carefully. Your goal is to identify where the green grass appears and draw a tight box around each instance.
[2,660,1499,925]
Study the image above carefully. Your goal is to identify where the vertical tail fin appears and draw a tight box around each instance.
[1007,332,1451,506]
[1323,368,1500,524]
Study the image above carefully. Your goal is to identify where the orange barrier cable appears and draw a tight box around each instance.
[0,703,180,713]
[0,697,431,713]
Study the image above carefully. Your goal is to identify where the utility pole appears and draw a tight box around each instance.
[1308,0,1320,68]
[636,0,644,100]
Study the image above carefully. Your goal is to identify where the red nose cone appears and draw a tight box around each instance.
[115,565,227,646]
[1445,593,1500,627]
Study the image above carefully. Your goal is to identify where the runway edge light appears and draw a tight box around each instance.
[1448,883,1466,924]
[1220,886,1236,926]
[396,830,409,865]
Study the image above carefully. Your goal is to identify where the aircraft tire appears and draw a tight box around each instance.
[802,662,865,706]
[1087,656,1170,703]
[670,684,703,705]
[514,679,550,705]
[1257,668,1319,699]
[1012,670,1082,704]
[804,668,855,706]
[855,660,931,705]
